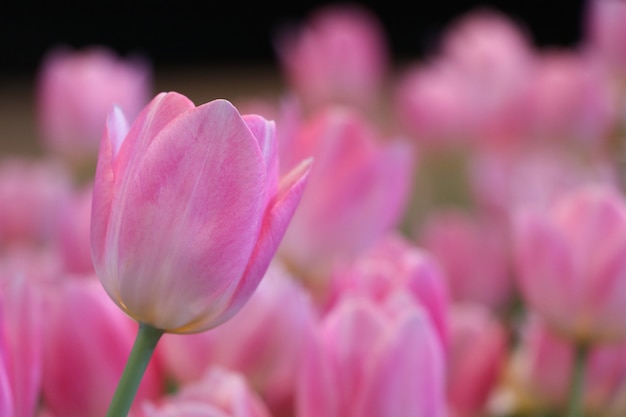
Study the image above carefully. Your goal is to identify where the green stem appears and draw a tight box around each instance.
[106,323,164,417]
[567,342,589,417]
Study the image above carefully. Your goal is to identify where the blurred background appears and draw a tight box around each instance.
[1,0,585,76]
[0,0,587,155]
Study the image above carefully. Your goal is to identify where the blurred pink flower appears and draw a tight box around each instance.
[513,183,626,343]
[296,292,446,417]
[276,105,414,297]
[51,182,94,275]
[274,4,390,114]
[90,92,311,333]
[447,303,508,417]
[584,0,626,74]
[36,45,152,160]
[418,209,514,311]
[329,232,449,349]
[140,367,271,417]
[158,259,317,416]
[525,49,617,146]
[0,158,72,247]
[513,315,626,416]
[469,147,618,223]
[40,276,163,417]
[395,9,536,147]
[0,276,43,417]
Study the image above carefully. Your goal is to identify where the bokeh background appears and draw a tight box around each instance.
[1,0,584,76]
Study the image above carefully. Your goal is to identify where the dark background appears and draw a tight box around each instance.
[0,0,587,77]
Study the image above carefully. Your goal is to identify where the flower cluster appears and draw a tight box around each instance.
[2,1,626,417]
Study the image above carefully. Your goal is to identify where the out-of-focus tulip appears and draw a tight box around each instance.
[90,92,311,333]
[329,232,449,349]
[140,367,272,417]
[51,183,94,275]
[469,147,618,223]
[159,259,317,416]
[584,0,626,74]
[513,183,626,343]
[0,276,43,417]
[447,303,508,417]
[41,276,163,417]
[511,315,626,416]
[276,105,413,297]
[395,9,535,147]
[36,45,152,161]
[274,4,389,114]
[525,50,617,146]
[0,157,72,247]
[418,209,513,311]
[296,292,446,417]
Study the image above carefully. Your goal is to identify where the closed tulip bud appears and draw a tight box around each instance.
[513,183,626,343]
[36,45,152,162]
[91,92,311,334]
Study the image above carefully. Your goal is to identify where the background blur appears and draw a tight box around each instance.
[0,0,588,156]
[1,0,585,76]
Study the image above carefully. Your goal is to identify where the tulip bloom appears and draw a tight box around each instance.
[513,183,626,343]
[36,45,152,160]
[91,92,311,334]
[297,292,446,417]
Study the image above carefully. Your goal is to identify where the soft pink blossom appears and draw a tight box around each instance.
[513,315,626,416]
[0,158,72,247]
[418,209,514,311]
[140,367,271,417]
[36,45,152,160]
[91,92,311,333]
[525,49,617,146]
[0,276,43,417]
[51,182,94,275]
[395,9,536,147]
[274,4,389,113]
[329,233,449,349]
[513,183,626,343]
[276,105,413,296]
[584,0,626,73]
[158,259,317,416]
[296,292,446,417]
[447,303,508,417]
[41,276,163,417]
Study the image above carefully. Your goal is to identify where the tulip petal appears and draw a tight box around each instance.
[202,157,312,329]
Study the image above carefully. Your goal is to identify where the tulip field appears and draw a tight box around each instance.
[2,1,626,417]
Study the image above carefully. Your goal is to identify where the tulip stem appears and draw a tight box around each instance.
[106,322,164,417]
[567,342,589,417]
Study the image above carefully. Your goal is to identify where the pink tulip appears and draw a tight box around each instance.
[584,0,626,73]
[469,147,618,223]
[296,292,446,417]
[525,49,617,146]
[328,232,449,349]
[395,8,535,147]
[447,303,508,417]
[418,209,514,311]
[41,276,163,417]
[0,276,43,417]
[36,45,152,160]
[274,4,389,114]
[513,183,626,343]
[91,92,311,333]
[513,315,626,416]
[0,157,72,247]
[276,105,413,296]
[51,183,94,275]
[159,259,317,416]
[140,367,271,417]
